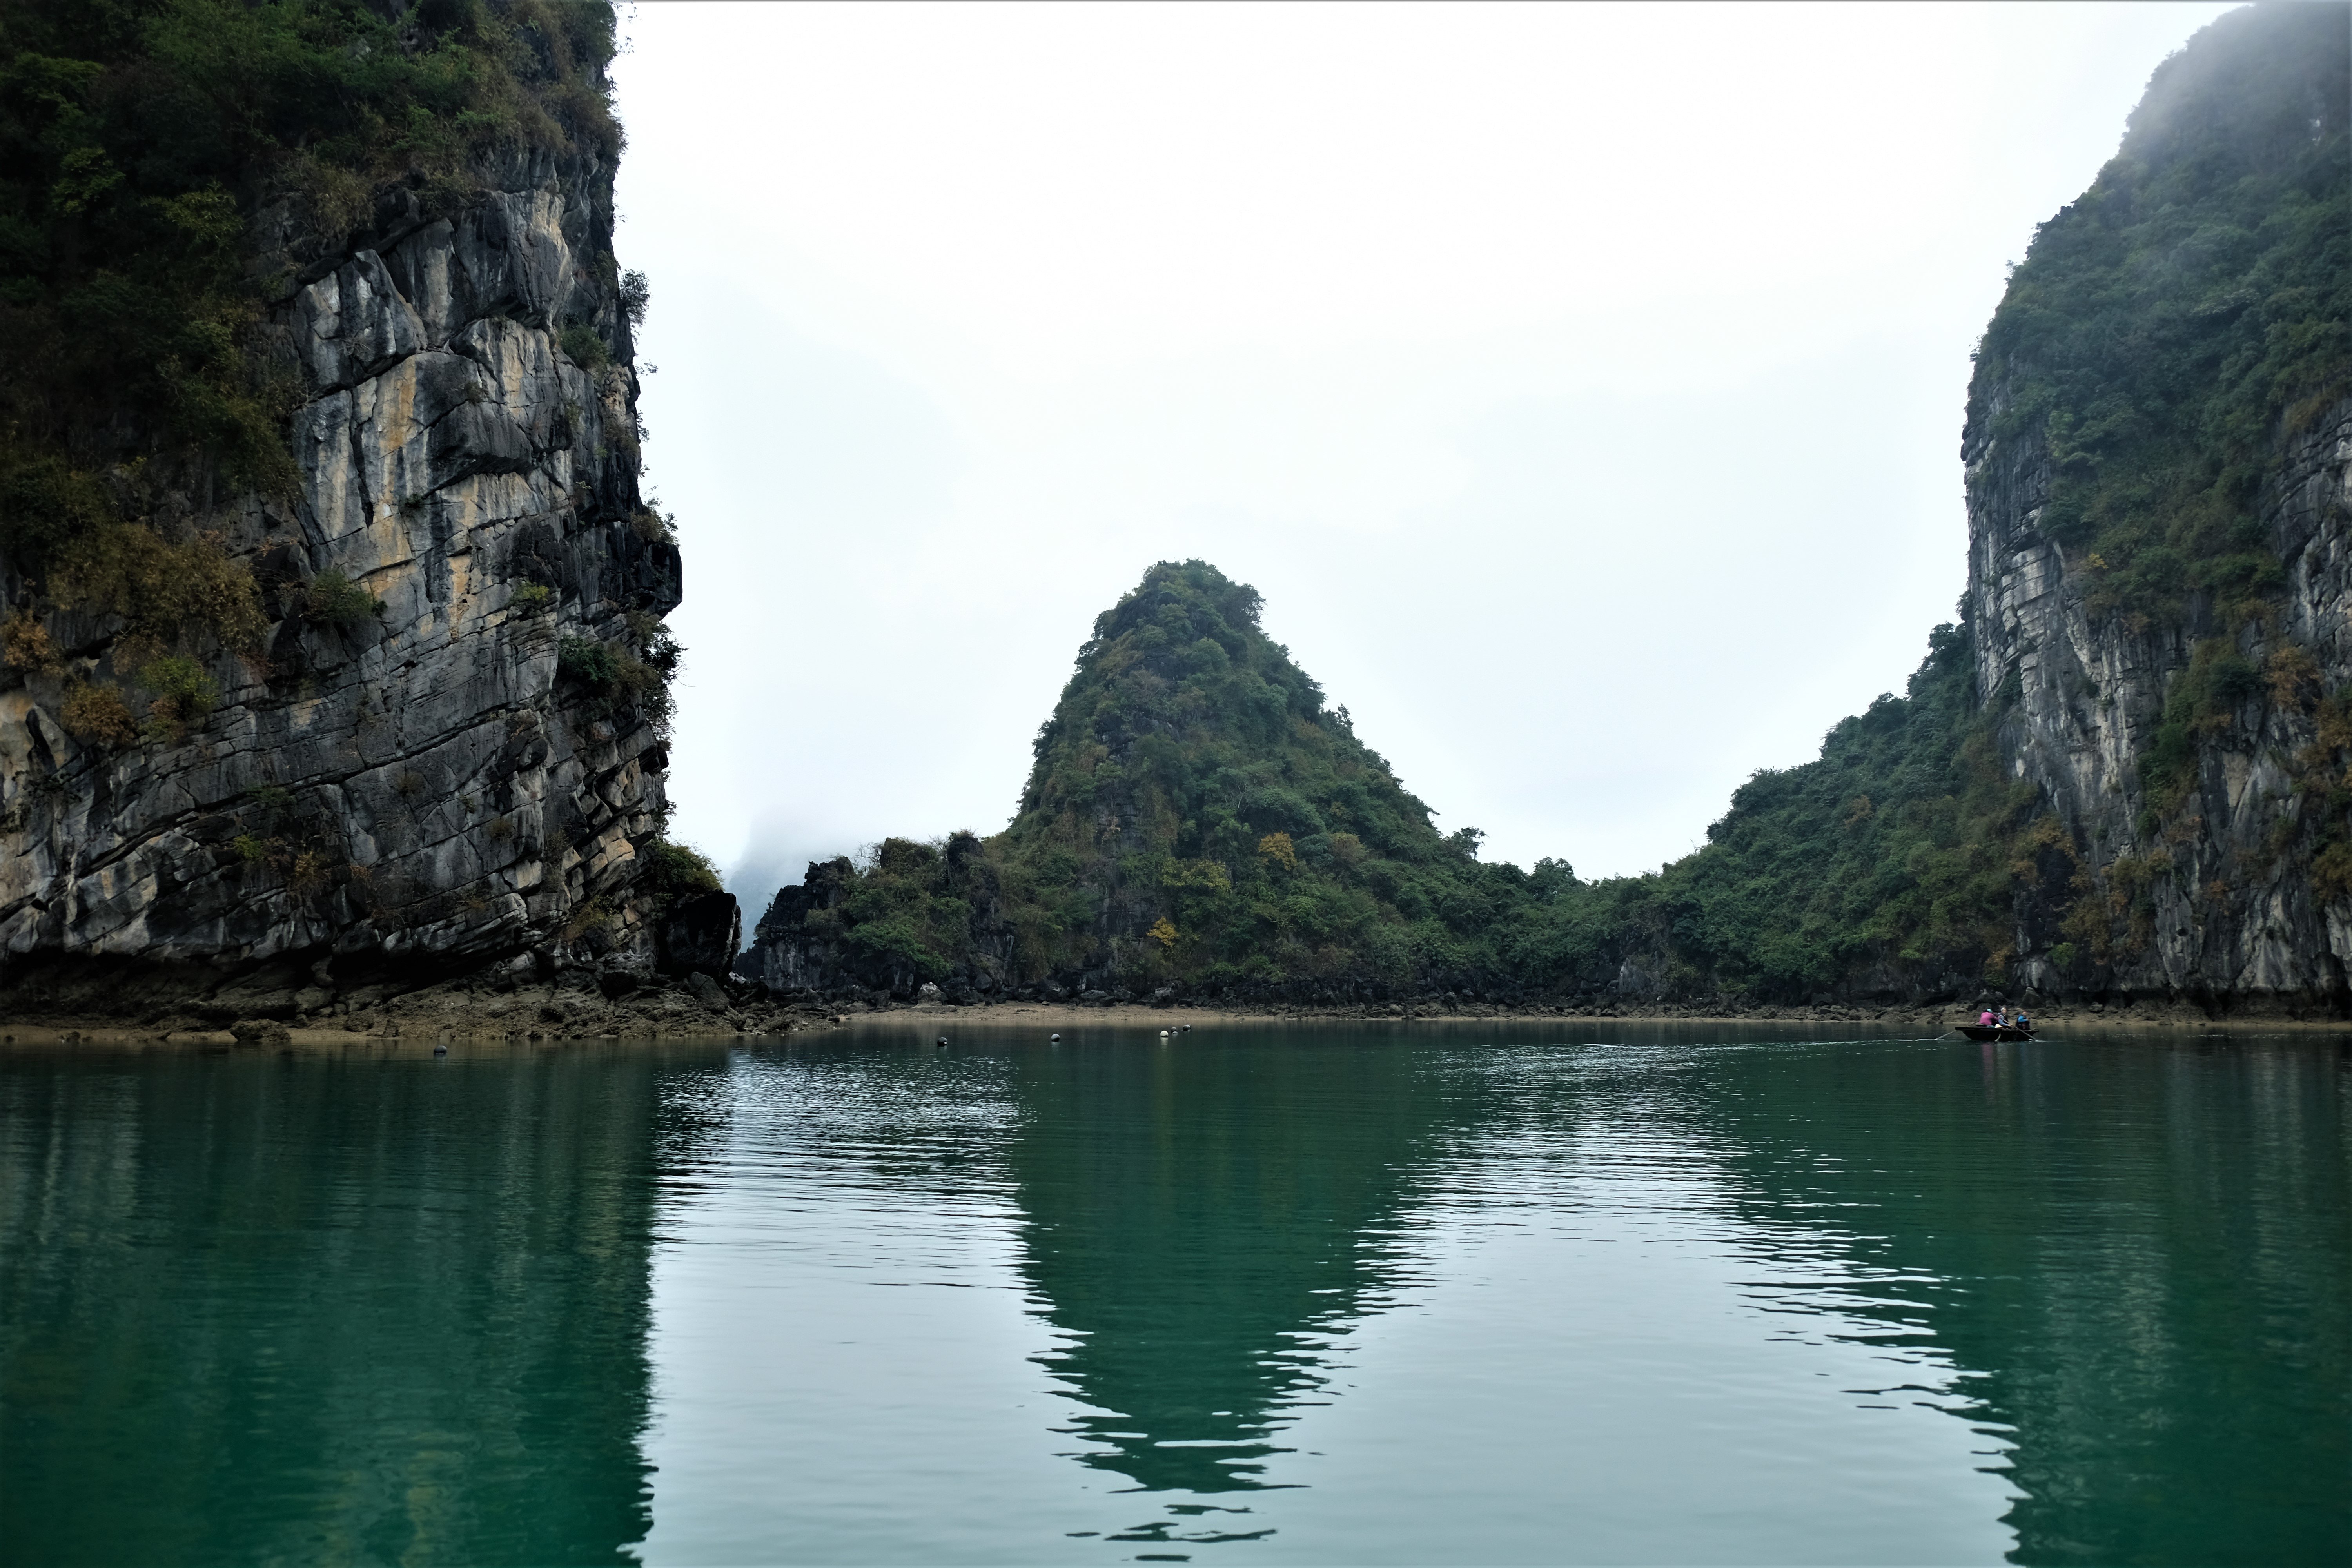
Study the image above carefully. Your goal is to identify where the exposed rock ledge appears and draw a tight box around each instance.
[0,956,786,1043]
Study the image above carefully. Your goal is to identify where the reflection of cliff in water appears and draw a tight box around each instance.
[1005,1033,1471,1494]
[1691,1036,2350,1567]
[0,1044,695,1566]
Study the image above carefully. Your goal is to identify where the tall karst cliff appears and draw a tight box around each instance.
[745,5,2348,1018]
[1961,1,2349,1005]
[0,0,716,1018]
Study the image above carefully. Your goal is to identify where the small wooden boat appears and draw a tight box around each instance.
[1958,1024,2036,1042]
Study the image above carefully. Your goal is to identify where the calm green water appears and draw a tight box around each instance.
[2,1025,2345,1565]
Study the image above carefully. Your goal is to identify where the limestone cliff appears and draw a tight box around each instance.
[1964,3,2350,1010]
[1972,398,2348,1004]
[0,5,702,1020]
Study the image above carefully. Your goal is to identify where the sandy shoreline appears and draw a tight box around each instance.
[833,1004,2352,1034]
[3,998,2345,1049]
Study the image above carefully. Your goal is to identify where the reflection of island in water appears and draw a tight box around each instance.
[0,1043,701,1567]
[1692,1036,2351,1568]
[1006,1026,2348,1560]
[1005,1033,1471,1496]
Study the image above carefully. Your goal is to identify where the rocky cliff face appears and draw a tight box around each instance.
[1957,3,2351,1013]
[1969,396,2350,1009]
[0,146,688,1019]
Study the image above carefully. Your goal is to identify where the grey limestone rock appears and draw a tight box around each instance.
[1965,395,2352,1007]
[0,144,679,1013]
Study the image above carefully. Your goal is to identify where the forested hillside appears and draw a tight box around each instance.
[747,560,2024,1006]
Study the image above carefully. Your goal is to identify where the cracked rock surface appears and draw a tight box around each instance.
[1,147,681,1016]
[1965,395,2351,1007]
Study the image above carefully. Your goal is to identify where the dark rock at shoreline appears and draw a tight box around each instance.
[662,891,741,979]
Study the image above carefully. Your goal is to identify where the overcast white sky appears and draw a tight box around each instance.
[610,0,2238,914]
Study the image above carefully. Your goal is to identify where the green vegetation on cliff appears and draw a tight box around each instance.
[1964,2,2350,915]
[1967,3,2348,639]
[997,559,1533,988]
[0,0,624,669]
[786,561,1553,994]
[1612,630,2046,994]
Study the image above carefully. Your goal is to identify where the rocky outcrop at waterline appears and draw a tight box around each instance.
[660,890,744,980]
[0,6,719,1020]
